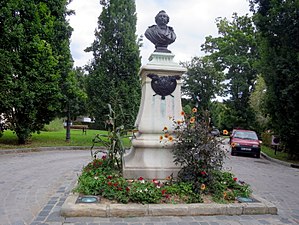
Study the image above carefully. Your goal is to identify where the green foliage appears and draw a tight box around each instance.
[164,182,203,203]
[209,171,251,203]
[42,118,64,131]
[202,13,258,130]
[90,104,131,171]
[128,178,163,204]
[261,131,272,148]
[86,0,141,130]
[209,101,232,131]
[0,0,74,144]
[75,157,250,204]
[170,109,226,179]
[181,56,225,111]
[249,75,269,133]
[250,0,299,159]
[74,158,203,204]
[0,129,125,149]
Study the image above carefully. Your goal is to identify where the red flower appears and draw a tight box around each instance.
[201,171,207,176]
[126,187,130,192]
[107,182,112,186]
[138,176,144,181]
[152,179,159,185]
[161,189,167,195]
[113,183,118,187]
[107,175,112,179]
[102,155,107,160]
[117,187,123,191]
[165,194,170,199]
[233,177,238,181]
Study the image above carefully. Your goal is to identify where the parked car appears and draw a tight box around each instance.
[230,129,261,158]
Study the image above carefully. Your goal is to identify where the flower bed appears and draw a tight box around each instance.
[73,155,251,204]
[74,107,252,205]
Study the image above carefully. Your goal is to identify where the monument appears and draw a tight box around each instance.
[122,11,187,179]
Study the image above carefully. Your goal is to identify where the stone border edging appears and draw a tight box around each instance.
[60,193,277,218]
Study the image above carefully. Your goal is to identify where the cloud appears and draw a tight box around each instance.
[68,0,250,67]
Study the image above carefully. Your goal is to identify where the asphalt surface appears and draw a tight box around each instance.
[0,143,298,225]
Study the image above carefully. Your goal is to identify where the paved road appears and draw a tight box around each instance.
[0,145,298,225]
[0,150,91,225]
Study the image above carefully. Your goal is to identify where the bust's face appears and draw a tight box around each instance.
[156,12,168,26]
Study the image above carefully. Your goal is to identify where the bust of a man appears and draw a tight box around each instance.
[145,10,176,53]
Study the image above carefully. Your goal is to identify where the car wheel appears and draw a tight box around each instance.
[255,153,260,158]
[231,151,236,156]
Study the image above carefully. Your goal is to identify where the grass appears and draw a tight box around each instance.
[261,145,299,164]
[0,129,131,150]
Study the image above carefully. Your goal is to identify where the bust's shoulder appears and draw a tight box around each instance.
[168,26,174,31]
[148,24,157,29]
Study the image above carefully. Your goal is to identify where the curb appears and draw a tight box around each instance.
[61,193,277,218]
[261,152,299,169]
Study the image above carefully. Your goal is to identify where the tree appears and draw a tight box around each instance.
[62,67,87,142]
[249,0,299,158]
[0,0,74,144]
[249,75,269,133]
[201,14,258,130]
[181,56,225,111]
[86,0,141,130]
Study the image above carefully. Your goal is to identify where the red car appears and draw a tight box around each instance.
[230,129,261,158]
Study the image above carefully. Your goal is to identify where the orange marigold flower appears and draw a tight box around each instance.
[223,130,229,135]
[200,184,206,190]
[192,108,197,113]
[164,133,169,138]
[168,136,174,142]
[159,136,163,141]
[177,120,182,125]
[223,192,227,198]
[190,117,195,123]
[163,126,168,131]
[180,111,185,116]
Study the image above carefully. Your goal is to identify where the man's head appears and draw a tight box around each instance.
[155,10,169,26]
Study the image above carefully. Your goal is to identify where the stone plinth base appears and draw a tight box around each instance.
[123,135,180,179]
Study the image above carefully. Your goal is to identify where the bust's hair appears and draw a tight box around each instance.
[155,10,169,25]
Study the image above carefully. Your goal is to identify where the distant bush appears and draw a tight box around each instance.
[43,118,64,131]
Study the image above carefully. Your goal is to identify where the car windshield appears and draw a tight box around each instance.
[234,131,258,140]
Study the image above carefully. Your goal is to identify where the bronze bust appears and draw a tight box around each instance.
[145,10,176,53]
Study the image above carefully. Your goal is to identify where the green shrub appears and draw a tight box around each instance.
[261,131,272,147]
[43,118,64,131]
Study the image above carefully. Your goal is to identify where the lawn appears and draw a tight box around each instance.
[261,145,299,164]
[0,129,131,150]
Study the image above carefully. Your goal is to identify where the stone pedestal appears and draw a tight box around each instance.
[122,52,187,179]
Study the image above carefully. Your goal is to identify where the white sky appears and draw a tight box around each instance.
[67,0,250,68]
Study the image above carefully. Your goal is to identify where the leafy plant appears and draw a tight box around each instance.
[128,177,163,204]
[90,104,132,172]
[168,109,226,188]
[209,171,251,203]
